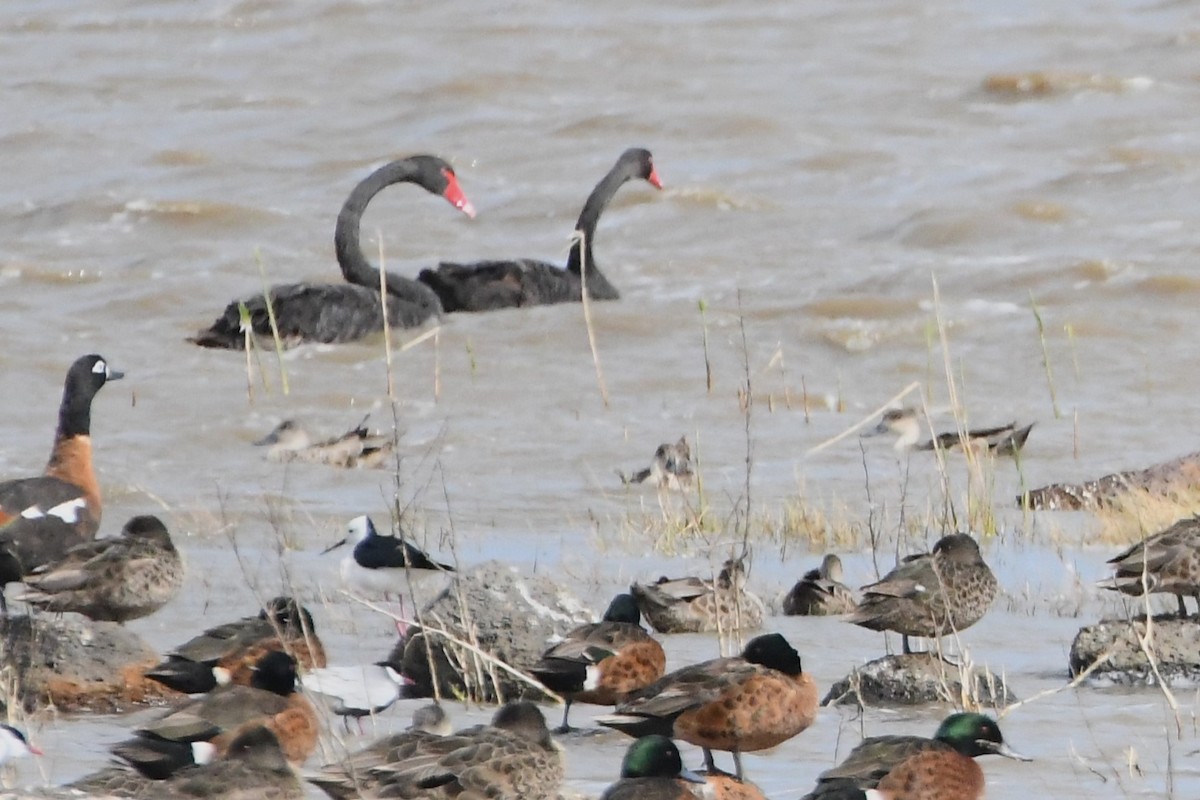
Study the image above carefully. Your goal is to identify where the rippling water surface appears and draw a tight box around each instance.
[3,1,1200,797]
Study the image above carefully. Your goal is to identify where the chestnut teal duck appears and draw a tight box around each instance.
[848,534,997,655]
[801,712,1028,800]
[146,596,326,694]
[531,592,667,732]
[599,735,704,800]
[598,632,818,781]
[116,650,318,776]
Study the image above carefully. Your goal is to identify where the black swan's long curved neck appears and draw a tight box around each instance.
[565,161,640,277]
[334,160,436,302]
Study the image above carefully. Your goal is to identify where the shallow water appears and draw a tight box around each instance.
[3,0,1200,796]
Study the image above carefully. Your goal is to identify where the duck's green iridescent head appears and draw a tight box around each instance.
[934,713,1031,761]
[620,735,703,782]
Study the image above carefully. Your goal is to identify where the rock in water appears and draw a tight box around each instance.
[0,615,174,712]
[397,561,594,702]
[1070,616,1200,686]
[823,653,1016,707]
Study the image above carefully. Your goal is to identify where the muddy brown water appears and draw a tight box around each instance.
[3,1,1200,797]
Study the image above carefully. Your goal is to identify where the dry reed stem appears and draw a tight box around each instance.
[1030,291,1060,418]
[343,594,562,703]
[575,230,610,407]
[376,234,395,398]
[255,249,289,395]
[804,381,921,456]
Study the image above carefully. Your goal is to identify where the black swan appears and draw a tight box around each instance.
[190,155,475,349]
[418,147,661,312]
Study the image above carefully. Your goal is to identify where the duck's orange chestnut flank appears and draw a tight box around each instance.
[598,632,817,781]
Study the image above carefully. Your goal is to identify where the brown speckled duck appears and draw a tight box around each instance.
[66,724,302,800]
[255,417,394,469]
[598,632,818,781]
[17,515,183,623]
[530,593,666,732]
[365,701,563,800]
[631,557,765,634]
[848,534,997,655]
[1101,515,1200,618]
[783,554,856,616]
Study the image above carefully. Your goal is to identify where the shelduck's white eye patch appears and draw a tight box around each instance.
[92,359,107,375]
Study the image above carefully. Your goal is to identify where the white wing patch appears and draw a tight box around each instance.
[47,498,87,523]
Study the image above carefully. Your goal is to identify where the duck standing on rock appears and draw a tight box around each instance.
[0,355,123,611]
[848,533,997,655]
[1100,514,1200,618]
[598,632,818,781]
[15,514,183,623]
[530,592,666,732]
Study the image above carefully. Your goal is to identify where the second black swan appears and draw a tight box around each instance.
[418,147,661,312]
[190,155,475,349]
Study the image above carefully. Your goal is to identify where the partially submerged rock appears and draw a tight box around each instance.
[397,560,594,703]
[823,653,1016,708]
[0,615,175,712]
[1070,615,1200,686]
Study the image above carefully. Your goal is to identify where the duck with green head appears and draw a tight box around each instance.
[600,735,704,800]
[801,712,1029,800]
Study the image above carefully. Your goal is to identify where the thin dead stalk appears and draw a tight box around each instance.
[575,230,610,407]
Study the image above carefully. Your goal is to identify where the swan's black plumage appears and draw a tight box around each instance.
[419,148,661,313]
[190,155,474,349]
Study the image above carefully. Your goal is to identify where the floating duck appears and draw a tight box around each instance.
[0,355,123,610]
[619,436,694,490]
[848,534,998,655]
[255,417,394,469]
[67,724,302,799]
[1101,515,1200,618]
[783,554,857,616]
[801,712,1029,800]
[631,557,764,634]
[865,408,1033,456]
[145,596,326,694]
[598,632,818,781]
[115,651,318,777]
[530,593,666,732]
[16,514,183,623]
[599,735,704,800]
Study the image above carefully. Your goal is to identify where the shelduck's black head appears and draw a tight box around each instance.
[249,650,298,696]
[741,632,802,676]
[602,593,642,625]
[58,354,123,438]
